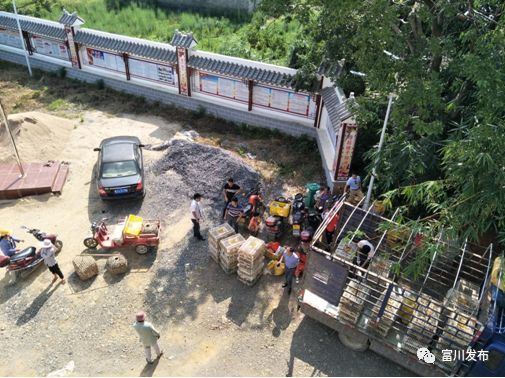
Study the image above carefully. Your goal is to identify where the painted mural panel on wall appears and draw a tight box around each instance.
[0,28,22,49]
[128,57,176,85]
[199,72,249,103]
[31,36,69,60]
[85,48,125,72]
[253,84,316,118]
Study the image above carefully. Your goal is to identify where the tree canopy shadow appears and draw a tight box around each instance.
[144,218,273,328]
[286,316,411,377]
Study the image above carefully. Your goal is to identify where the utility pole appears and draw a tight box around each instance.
[0,100,25,177]
[364,93,394,210]
[12,0,32,77]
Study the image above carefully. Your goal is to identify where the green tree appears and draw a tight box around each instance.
[0,0,60,16]
[262,0,505,245]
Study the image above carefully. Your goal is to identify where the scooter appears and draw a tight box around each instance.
[265,196,291,241]
[298,207,323,249]
[0,227,63,279]
[291,193,305,237]
[21,226,63,252]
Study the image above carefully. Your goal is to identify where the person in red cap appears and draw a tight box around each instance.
[132,311,163,364]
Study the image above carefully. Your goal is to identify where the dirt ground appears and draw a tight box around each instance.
[0,64,410,377]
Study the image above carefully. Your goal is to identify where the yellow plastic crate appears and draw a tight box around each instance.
[269,200,291,218]
[124,214,143,236]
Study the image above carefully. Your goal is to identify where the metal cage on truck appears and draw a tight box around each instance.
[299,198,505,377]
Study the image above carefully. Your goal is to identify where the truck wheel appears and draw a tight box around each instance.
[83,237,98,249]
[135,245,149,255]
[338,325,370,352]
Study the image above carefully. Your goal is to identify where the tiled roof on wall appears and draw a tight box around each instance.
[58,9,84,26]
[74,29,177,63]
[170,30,197,48]
[321,86,353,132]
[188,55,297,88]
[0,12,65,40]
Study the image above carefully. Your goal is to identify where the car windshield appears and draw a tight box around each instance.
[101,160,138,178]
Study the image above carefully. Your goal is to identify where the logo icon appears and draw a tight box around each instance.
[417,347,436,364]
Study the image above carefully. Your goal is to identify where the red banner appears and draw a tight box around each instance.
[335,123,358,181]
[177,47,189,96]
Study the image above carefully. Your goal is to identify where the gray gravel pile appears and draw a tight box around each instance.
[153,139,261,201]
[139,139,261,221]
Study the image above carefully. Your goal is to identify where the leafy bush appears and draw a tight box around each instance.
[36,0,300,66]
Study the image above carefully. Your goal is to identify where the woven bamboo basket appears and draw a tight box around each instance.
[106,254,128,275]
[73,255,98,280]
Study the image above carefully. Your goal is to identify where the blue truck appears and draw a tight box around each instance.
[298,200,505,376]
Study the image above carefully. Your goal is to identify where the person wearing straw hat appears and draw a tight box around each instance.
[0,229,23,257]
[132,311,163,364]
[39,239,65,284]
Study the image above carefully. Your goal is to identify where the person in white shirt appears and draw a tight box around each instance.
[190,193,205,241]
[356,239,375,269]
[344,173,364,205]
[39,239,65,284]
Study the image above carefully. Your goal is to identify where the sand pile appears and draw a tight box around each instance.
[0,112,75,163]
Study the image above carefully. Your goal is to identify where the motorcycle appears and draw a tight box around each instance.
[291,193,305,237]
[0,227,63,279]
[298,206,323,248]
[21,226,63,252]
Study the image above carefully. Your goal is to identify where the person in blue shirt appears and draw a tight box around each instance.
[225,197,244,233]
[0,229,23,257]
[344,172,364,205]
[278,247,300,295]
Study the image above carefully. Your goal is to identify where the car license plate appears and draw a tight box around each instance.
[293,224,300,230]
[114,188,128,194]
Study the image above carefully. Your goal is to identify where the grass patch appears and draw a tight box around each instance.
[47,98,71,111]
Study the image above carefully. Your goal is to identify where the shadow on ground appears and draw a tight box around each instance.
[16,281,61,326]
[286,316,411,377]
[139,358,160,377]
[144,206,275,328]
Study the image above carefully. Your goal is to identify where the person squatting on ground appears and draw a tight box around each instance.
[132,311,163,364]
[39,239,65,284]
[248,212,261,236]
[344,173,364,205]
[190,193,205,241]
[222,178,241,219]
[0,229,23,257]
[278,247,299,295]
[225,197,244,233]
